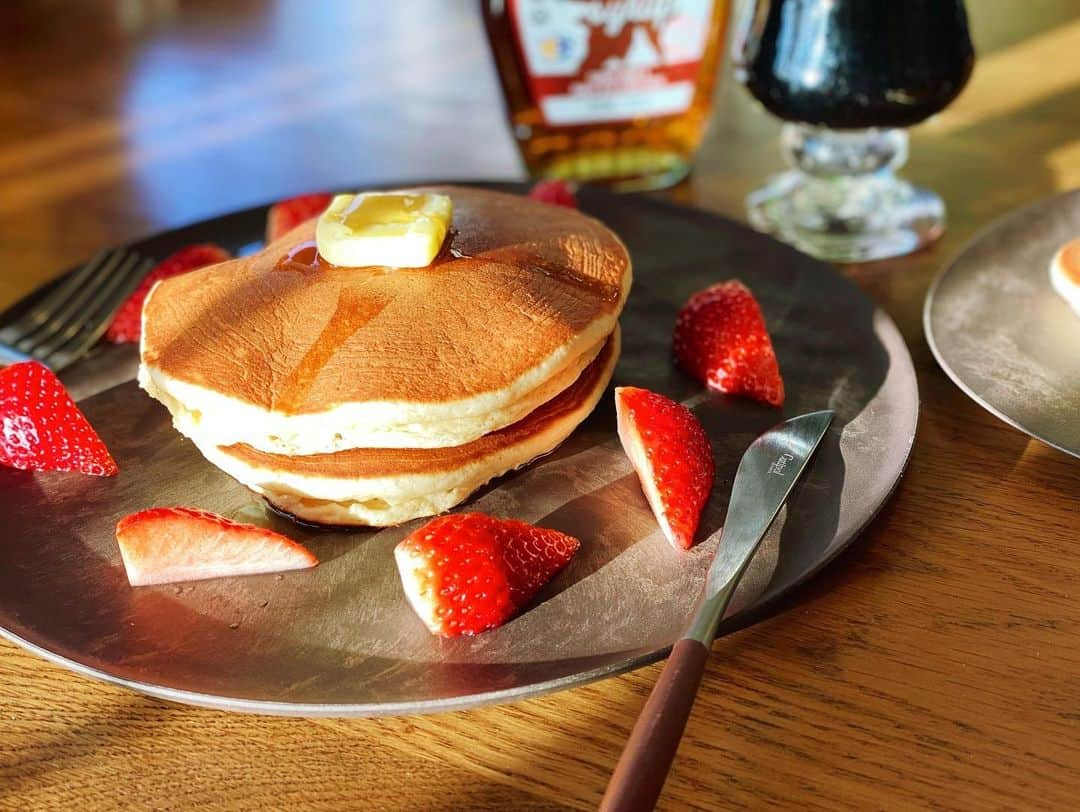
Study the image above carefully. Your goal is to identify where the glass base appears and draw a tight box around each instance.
[747,126,945,263]
[748,171,945,262]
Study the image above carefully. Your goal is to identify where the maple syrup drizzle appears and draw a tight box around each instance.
[268,234,477,412]
[275,233,467,272]
[431,228,468,265]
[275,240,325,272]
[273,286,388,412]
[268,228,620,412]
[523,254,620,303]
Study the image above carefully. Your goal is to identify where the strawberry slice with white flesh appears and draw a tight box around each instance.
[115,507,318,586]
[615,386,715,550]
[394,513,580,637]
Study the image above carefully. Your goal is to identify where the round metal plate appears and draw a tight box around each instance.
[925,188,1080,458]
[0,185,918,716]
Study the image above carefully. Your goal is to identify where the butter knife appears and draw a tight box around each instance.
[601,409,835,811]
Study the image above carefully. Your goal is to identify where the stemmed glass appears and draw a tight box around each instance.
[735,0,975,262]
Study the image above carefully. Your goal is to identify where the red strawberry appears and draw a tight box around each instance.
[394,513,580,637]
[115,507,318,587]
[615,386,714,550]
[265,192,333,242]
[673,280,785,407]
[105,243,230,343]
[0,361,117,476]
[528,179,578,209]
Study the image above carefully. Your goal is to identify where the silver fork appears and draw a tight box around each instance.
[0,248,155,371]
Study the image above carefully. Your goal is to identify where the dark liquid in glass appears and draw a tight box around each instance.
[738,0,974,129]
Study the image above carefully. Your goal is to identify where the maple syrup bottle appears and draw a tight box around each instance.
[483,0,731,191]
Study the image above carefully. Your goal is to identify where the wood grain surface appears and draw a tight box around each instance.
[1,1,1078,809]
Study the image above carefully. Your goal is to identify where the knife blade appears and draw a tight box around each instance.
[601,409,834,812]
[685,408,835,645]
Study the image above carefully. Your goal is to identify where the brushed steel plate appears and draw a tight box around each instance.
[0,185,918,716]
[925,188,1080,458]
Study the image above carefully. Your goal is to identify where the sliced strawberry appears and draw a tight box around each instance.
[615,386,714,550]
[394,513,580,637]
[673,280,785,407]
[115,506,318,587]
[0,361,117,476]
[528,179,578,209]
[265,193,334,242]
[105,243,231,344]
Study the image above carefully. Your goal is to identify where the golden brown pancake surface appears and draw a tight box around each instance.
[141,186,630,415]
[219,333,617,479]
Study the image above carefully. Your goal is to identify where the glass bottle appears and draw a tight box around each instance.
[483,0,732,191]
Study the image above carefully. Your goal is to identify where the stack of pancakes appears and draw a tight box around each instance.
[139,186,631,526]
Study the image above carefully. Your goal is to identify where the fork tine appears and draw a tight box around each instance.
[31,252,144,351]
[0,249,124,345]
[31,253,145,360]
[40,256,155,371]
[13,249,136,352]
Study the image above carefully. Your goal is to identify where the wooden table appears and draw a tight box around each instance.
[1,2,1078,808]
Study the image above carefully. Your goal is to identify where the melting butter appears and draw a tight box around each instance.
[315,192,452,269]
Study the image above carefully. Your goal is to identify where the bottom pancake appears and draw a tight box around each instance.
[193,329,619,526]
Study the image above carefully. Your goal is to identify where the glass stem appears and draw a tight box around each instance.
[746,125,945,263]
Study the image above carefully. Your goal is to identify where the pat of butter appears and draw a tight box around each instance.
[315,192,452,268]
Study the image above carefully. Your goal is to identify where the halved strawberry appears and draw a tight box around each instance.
[265,192,333,242]
[615,386,714,550]
[105,243,231,344]
[394,513,580,637]
[528,179,578,209]
[115,507,318,587]
[673,280,785,407]
[0,361,117,476]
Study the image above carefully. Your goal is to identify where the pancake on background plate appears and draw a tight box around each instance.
[1050,236,1080,318]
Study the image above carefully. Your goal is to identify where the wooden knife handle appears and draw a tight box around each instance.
[600,638,711,812]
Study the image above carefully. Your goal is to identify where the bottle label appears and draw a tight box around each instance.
[509,0,715,126]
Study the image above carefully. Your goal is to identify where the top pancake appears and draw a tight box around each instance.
[139,186,631,453]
